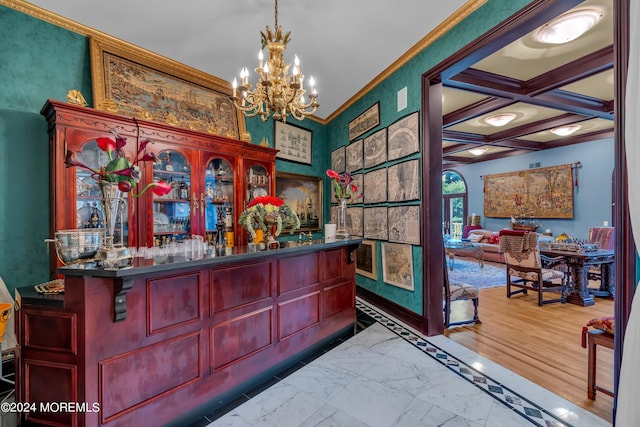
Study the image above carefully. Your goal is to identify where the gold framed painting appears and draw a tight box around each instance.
[89,35,249,141]
[275,172,323,232]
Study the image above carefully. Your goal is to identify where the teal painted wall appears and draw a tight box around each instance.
[0,7,91,292]
[324,0,535,314]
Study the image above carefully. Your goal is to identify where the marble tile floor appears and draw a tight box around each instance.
[190,299,610,427]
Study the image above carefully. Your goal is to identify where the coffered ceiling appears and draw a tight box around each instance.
[440,0,614,166]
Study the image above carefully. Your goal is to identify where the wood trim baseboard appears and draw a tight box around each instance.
[356,286,424,332]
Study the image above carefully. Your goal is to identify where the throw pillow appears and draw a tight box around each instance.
[586,316,615,335]
[462,225,483,239]
[469,233,483,243]
[486,233,500,245]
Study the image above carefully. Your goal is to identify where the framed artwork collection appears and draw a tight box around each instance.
[274,121,313,165]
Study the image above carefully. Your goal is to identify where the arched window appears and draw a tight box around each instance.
[442,170,468,239]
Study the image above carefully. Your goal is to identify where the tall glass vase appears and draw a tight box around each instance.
[96,181,133,268]
[99,181,122,248]
[335,198,349,239]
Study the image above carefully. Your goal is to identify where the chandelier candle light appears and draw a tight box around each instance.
[232,0,318,122]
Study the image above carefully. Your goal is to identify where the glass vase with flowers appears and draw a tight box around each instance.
[65,130,172,266]
[326,169,361,239]
[239,196,300,249]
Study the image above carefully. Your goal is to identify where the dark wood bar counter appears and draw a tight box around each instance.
[15,239,361,426]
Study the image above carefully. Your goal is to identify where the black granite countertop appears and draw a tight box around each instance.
[57,238,363,278]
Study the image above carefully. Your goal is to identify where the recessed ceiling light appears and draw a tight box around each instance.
[483,113,516,127]
[534,8,605,45]
[550,125,581,136]
[469,147,489,156]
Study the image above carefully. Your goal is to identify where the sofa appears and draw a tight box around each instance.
[456,226,554,264]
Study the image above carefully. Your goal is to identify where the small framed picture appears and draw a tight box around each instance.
[356,240,377,280]
[331,146,346,173]
[387,111,420,161]
[346,139,363,172]
[381,242,414,291]
[274,121,313,165]
[388,205,420,244]
[364,128,387,169]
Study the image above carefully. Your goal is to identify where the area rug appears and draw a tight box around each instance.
[448,257,506,289]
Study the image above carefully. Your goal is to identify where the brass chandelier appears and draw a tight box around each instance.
[232,0,319,122]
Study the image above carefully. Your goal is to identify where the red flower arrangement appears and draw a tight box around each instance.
[326,169,359,200]
[65,130,172,197]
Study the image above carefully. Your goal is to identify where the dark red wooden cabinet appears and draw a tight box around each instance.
[16,242,358,426]
[41,100,277,276]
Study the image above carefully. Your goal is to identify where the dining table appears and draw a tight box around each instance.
[540,248,614,306]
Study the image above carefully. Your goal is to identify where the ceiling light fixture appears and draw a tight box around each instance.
[550,124,582,136]
[469,147,489,156]
[534,8,605,45]
[232,0,318,122]
[483,113,516,127]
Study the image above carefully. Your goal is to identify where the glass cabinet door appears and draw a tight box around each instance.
[205,158,234,247]
[152,150,191,245]
[246,164,270,204]
[75,141,129,245]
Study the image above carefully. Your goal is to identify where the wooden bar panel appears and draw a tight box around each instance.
[99,332,200,421]
[18,242,359,426]
[24,310,76,354]
[211,307,273,370]
[323,248,343,281]
[278,292,320,340]
[324,281,354,319]
[25,361,76,426]
[277,253,319,295]
[211,261,272,313]
[147,273,201,335]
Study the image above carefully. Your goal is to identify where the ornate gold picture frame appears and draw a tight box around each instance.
[275,172,323,232]
[89,35,248,140]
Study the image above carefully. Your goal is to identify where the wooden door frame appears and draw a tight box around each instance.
[421,0,633,410]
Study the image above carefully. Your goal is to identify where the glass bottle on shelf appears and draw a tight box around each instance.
[75,140,129,244]
[246,164,269,203]
[205,158,235,247]
[153,150,191,244]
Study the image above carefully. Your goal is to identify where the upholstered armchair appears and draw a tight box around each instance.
[499,230,568,306]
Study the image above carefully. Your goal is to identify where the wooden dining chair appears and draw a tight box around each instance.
[499,230,568,306]
[443,252,480,327]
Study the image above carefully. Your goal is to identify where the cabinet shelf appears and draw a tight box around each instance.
[154,198,191,203]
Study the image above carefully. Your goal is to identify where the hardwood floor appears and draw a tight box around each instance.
[444,270,614,423]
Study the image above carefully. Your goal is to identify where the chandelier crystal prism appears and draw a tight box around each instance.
[232,0,318,122]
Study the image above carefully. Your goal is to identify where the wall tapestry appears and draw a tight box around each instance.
[483,164,574,219]
[90,36,245,140]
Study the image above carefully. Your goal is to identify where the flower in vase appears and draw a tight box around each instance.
[65,130,172,197]
[239,195,300,239]
[326,169,360,201]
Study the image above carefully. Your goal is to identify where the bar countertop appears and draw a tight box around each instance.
[57,238,363,278]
